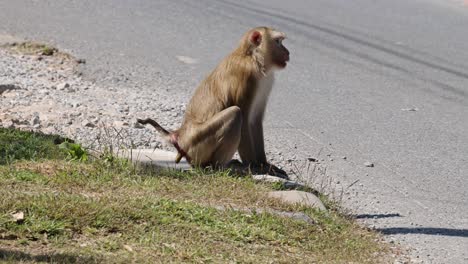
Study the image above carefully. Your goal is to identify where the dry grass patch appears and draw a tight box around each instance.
[0,128,393,263]
[0,159,392,263]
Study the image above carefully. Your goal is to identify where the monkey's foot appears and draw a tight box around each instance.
[224,159,249,175]
[250,163,289,180]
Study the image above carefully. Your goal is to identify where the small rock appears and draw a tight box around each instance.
[119,106,130,113]
[268,191,327,211]
[57,82,70,90]
[364,161,374,167]
[113,120,129,128]
[12,118,28,125]
[31,115,40,126]
[81,119,95,128]
[252,174,287,183]
[2,120,15,128]
[71,102,81,108]
[150,142,162,149]
[11,211,25,223]
[342,156,347,160]
[307,157,318,162]
[76,58,86,64]
[252,175,304,189]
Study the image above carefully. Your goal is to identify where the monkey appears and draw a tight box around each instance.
[138,26,290,178]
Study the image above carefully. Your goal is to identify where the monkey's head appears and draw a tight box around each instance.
[245,27,290,70]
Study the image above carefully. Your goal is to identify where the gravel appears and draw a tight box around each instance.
[0,47,183,151]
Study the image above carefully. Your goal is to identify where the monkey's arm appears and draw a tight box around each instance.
[238,120,257,164]
[250,120,267,164]
[235,113,284,178]
[248,116,288,178]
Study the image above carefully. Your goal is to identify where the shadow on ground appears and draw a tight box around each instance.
[376,227,468,237]
[0,249,99,263]
[354,213,402,219]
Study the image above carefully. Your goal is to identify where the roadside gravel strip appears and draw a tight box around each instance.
[0,45,189,151]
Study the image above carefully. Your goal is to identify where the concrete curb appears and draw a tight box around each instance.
[116,148,191,170]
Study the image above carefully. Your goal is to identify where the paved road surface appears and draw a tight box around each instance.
[1,0,467,262]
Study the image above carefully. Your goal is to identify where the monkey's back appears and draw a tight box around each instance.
[182,54,258,126]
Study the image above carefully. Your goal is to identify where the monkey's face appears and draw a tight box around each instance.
[269,32,290,69]
[272,38,290,69]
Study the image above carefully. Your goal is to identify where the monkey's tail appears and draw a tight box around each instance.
[137,118,171,137]
[137,118,186,164]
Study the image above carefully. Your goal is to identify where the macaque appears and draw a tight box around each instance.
[138,26,290,177]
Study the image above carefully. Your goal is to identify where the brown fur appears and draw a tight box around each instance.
[138,27,289,177]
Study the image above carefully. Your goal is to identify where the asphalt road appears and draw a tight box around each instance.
[1,0,467,262]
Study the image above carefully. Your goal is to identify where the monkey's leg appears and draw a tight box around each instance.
[182,106,242,167]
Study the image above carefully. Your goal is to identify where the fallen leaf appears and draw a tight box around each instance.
[123,245,134,252]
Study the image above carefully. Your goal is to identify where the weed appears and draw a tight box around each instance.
[59,142,88,161]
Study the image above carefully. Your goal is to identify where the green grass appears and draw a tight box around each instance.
[0,128,68,165]
[5,42,57,56]
[0,128,392,263]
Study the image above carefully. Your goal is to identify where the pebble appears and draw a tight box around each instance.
[113,120,129,128]
[71,101,81,108]
[76,58,86,64]
[31,115,40,126]
[57,82,70,90]
[81,119,95,128]
[364,161,374,167]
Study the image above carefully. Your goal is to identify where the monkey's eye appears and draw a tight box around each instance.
[274,38,283,46]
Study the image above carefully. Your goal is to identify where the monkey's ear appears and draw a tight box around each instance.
[250,31,262,46]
